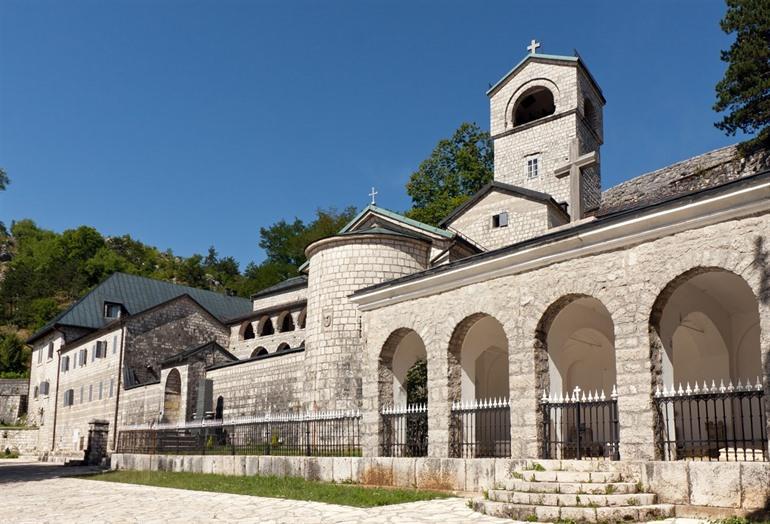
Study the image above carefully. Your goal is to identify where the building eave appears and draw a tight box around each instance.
[351,171,770,311]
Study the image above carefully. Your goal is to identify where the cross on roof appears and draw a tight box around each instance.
[369,187,378,205]
[527,39,541,54]
[554,138,598,222]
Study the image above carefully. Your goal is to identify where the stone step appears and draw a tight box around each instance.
[488,489,656,507]
[473,499,675,523]
[522,459,617,472]
[504,479,640,494]
[513,469,622,483]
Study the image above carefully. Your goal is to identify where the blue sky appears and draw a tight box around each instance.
[0,0,740,267]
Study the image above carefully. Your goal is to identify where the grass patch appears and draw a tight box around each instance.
[85,470,452,508]
[2,448,19,458]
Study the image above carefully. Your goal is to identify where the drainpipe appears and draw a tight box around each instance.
[51,332,62,452]
[111,324,127,451]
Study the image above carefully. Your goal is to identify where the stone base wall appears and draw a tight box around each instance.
[1,427,40,455]
[111,453,769,513]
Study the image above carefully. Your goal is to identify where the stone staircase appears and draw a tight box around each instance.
[472,461,675,523]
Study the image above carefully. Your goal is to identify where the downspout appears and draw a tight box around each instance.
[111,323,127,451]
[51,332,62,451]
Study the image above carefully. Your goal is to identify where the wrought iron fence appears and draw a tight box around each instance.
[380,403,428,457]
[449,397,511,458]
[117,410,361,456]
[654,379,768,462]
[541,386,620,460]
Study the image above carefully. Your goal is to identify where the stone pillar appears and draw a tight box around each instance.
[427,337,450,457]
[85,419,110,466]
[615,318,657,460]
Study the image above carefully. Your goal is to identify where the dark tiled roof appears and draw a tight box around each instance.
[339,225,428,242]
[439,181,568,227]
[28,272,251,344]
[250,275,308,300]
[598,145,770,216]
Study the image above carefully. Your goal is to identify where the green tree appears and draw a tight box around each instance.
[0,168,9,191]
[405,122,493,226]
[0,332,29,377]
[714,0,770,153]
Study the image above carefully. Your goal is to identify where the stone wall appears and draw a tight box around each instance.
[305,235,431,410]
[1,427,40,455]
[207,351,306,415]
[118,382,162,427]
[359,211,770,461]
[0,378,28,424]
[111,453,770,513]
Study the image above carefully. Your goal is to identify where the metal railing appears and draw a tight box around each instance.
[654,379,768,462]
[450,397,511,458]
[380,403,428,457]
[117,410,361,456]
[541,386,620,460]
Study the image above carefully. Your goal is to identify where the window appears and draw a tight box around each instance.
[33,386,39,399]
[78,349,87,367]
[61,356,70,372]
[109,378,114,398]
[98,381,103,400]
[80,386,84,403]
[88,384,93,402]
[513,86,555,126]
[40,381,50,396]
[104,302,122,318]
[37,348,42,364]
[94,341,107,359]
[492,212,509,229]
[526,155,540,179]
[63,389,74,407]
[47,342,54,360]
[112,335,118,355]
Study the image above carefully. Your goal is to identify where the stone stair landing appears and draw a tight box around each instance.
[472,460,674,523]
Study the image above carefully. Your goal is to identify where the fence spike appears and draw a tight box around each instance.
[737,378,744,390]
[719,379,726,393]
[727,380,735,392]
[685,382,692,395]
[757,376,764,391]
[692,382,700,394]
[541,389,549,402]
[600,389,607,401]
[611,385,618,399]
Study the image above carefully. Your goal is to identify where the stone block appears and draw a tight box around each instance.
[391,458,415,488]
[415,458,464,491]
[233,456,246,476]
[360,457,393,486]
[740,462,770,509]
[220,455,236,476]
[494,459,518,485]
[466,458,496,491]
[149,455,160,472]
[201,456,215,474]
[245,456,259,476]
[689,462,741,508]
[258,456,273,477]
[350,457,364,483]
[644,462,689,505]
[333,457,353,483]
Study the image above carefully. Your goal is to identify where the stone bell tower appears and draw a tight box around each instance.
[487,41,605,220]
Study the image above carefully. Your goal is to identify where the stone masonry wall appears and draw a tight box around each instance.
[360,211,770,461]
[305,235,430,411]
[208,351,306,416]
[118,382,162,427]
[0,378,28,424]
[447,190,566,250]
[1,427,40,455]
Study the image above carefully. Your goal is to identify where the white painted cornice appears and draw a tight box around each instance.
[351,178,770,312]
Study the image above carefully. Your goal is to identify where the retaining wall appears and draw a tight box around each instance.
[1,427,40,455]
[111,454,769,513]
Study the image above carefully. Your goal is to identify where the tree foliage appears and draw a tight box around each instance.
[405,122,493,226]
[714,0,770,153]
[0,168,8,191]
[0,332,29,378]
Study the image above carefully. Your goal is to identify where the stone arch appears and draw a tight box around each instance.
[583,97,597,132]
[298,308,307,329]
[257,316,274,336]
[512,85,556,127]
[277,311,295,332]
[649,266,764,459]
[379,328,428,408]
[241,321,255,340]
[276,342,291,352]
[251,347,268,358]
[163,369,182,424]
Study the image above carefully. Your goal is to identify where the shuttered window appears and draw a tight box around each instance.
[88,385,93,402]
[112,335,118,355]
[109,378,114,398]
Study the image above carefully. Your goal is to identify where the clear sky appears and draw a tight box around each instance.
[0,0,742,268]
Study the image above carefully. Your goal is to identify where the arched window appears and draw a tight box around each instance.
[251,347,268,358]
[513,86,555,127]
[257,316,274,336]
[277,342,291,352]
[215,396,224,420]
[242,322,255,340]
[298,309,307,329]
[278,311,295,332]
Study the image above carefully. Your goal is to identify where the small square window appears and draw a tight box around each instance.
[104,302,122,319]
[492,212,509,228]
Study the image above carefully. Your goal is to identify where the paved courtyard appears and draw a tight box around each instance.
[0,459,507,523]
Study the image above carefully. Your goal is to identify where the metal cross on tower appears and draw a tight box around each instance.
[369,187,378,205]
[554,138,598,222]
[527,39,541,54]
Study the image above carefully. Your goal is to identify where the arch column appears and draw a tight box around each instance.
[427,334,451,457]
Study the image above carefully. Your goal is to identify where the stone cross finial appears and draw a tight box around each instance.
[554,138,598,222]
[369,187,378,205]
[527,39,541,54]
